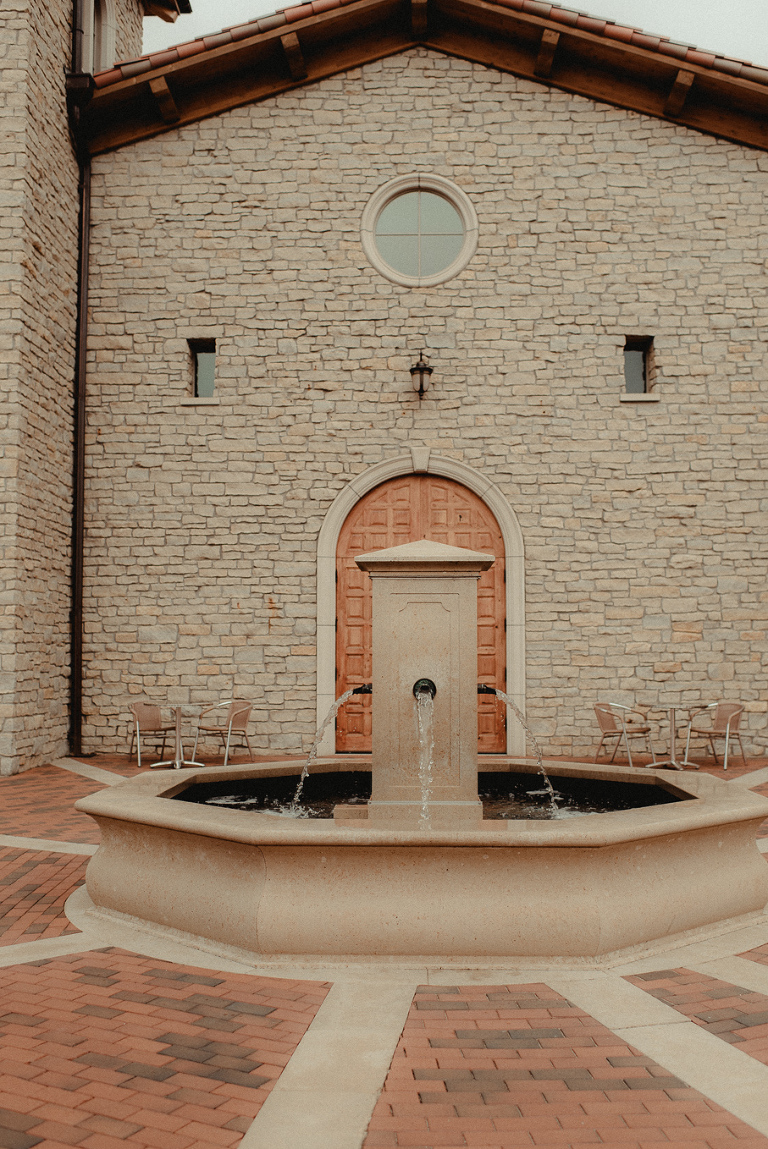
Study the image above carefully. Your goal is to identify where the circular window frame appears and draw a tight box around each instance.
[361,174,479,288]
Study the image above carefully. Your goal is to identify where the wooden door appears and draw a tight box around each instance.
[336,476,506,752]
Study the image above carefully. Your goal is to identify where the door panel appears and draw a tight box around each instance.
[335,476,506,752]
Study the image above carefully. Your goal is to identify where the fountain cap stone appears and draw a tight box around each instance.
[355,537,495,574]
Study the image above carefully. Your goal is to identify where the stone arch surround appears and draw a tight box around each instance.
[316,451,526,755]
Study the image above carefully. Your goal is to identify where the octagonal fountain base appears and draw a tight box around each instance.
[75,757,768,961]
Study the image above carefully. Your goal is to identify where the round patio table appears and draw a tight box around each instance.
[150,705,206,770]
[647,702,695,771]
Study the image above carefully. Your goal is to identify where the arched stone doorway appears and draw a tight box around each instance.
[335,475,506,753]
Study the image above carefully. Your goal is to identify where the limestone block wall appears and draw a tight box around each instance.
[0,0,144,775]
[85,50,768,758]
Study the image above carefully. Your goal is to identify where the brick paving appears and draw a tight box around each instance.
[0,947,328,1149]
[0,849,88,947]
[2,760,768,1146]
[0,767,103,845]
[362,982,768,1149]
[626,969,768,1063]
[738,943,768,969]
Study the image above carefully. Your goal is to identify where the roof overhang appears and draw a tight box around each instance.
[143,0,192,20]
[85,0,768,154]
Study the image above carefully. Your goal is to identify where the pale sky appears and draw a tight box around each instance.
[143,0,768,66]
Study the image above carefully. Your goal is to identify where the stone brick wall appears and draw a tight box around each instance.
[114,0,144,65]
[0,0,144,775]
[85,50,768,759]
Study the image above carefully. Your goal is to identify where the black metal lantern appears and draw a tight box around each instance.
[410,351,433,398]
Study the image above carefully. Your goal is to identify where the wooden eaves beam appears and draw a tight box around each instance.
[83,0,768,155]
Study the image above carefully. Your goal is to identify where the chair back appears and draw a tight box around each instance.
[594,703,622,733]
[226,700,252,730]
[712,703,744,734]
[130,702,164,731]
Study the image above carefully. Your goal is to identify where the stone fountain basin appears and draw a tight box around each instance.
[75,759,768,960]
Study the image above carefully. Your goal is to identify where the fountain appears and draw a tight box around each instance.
[76,540,768,960]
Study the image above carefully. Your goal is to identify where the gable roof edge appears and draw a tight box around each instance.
[83,0,768,155]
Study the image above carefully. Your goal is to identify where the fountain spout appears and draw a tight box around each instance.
[355,539,494,829]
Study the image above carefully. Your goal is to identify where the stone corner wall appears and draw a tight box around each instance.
[0,0,81,775]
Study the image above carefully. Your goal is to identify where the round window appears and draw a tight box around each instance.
[361,175,478,287]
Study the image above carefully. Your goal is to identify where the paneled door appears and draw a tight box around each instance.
[335,475,506,752]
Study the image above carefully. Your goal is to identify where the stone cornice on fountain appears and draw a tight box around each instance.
[77,760,768,848]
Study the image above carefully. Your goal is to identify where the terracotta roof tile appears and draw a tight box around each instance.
[230,20,262,41]
[603,24,635,44]
[202,31,234,48]
[92,0,765,93]
[285,3,315,21]
[175,38,206,58]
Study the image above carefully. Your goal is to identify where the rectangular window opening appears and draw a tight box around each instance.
[189,338,216,398]
[623,336,653,394]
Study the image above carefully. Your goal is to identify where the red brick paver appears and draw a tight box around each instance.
[0,848,88,946]
[362,982,768,1149]
[626,968,768,1063]
[739,941,768,968]
[0,947,329,1149]
[0,766,104,845]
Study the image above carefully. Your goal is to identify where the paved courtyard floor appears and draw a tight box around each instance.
[1,752,768,1149]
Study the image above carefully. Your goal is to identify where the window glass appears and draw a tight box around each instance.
[375,190,464,278]
[195,352,216,398]
[623,349,646,393]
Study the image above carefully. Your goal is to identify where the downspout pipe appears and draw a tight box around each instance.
[67,0,93,756]
[69,161,90,757]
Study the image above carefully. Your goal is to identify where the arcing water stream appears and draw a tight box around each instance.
[291,686,357,807]
[480,685,559,813]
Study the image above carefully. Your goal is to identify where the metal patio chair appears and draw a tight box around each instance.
[192,700,254,766]
[594,702,657,769]
[128,702,176,770]
[682,702,747,771]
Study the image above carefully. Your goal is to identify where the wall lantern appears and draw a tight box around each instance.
[410,351,433,398]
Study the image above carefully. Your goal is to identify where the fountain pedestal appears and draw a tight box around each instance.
[355,539,494,829]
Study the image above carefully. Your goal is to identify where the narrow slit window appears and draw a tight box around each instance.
[189,339,216,398]
[623,336,653,394]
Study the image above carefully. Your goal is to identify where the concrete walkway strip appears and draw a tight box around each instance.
[0,834,97,855]
[0,933,97,968]
[692,954,768,996]
[731,764,768,788]
[53,756,124,785]
[241,979,415,1149]
[548,972,768,1137]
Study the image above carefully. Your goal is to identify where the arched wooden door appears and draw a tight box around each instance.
[336,475,506,752]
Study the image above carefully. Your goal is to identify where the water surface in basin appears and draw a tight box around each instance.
[175,770,684,820]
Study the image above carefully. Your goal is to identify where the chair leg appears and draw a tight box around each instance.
[193,729,201,761]
[684,725,694,767]
[223,725,233,768]
[723,728,730,771]
[645,732,656,765]
[136,726,142,771]
[244,733,253,758]
[622,730,633,769]
[736,734,748,768]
